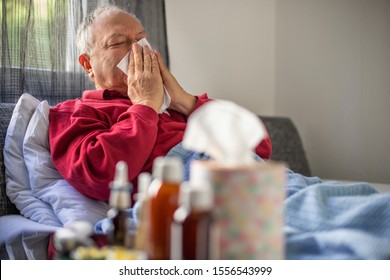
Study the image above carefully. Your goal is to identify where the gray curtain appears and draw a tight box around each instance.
[0,0,169,105]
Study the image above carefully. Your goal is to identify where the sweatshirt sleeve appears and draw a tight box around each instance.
[255,136,272,160]
[49,102,159,201]
[191,93,213,113]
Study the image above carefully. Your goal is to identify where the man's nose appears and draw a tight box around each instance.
[126,39,139,52]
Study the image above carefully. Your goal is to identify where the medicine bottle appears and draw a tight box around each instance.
[148,157,184,260]
[107,161,132,248]
[53,221,95,259]
[134,172,152,251]
[53,228,78,259]
[171,182,213,260]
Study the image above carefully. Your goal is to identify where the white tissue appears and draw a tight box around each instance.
[183,100,267,165]
[117,38,171,114]
[117,38,149,76]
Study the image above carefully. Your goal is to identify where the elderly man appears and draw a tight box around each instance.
[48,4,272,201]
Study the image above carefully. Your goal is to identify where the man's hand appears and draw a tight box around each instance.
[127,44,164,113]
[156,51,197,116]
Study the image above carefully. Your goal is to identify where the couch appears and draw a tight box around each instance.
[3,100,390,261]
[0,102,311,218]
[0,101,314,259]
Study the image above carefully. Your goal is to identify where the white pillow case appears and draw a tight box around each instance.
[3,93,61,226]
[23,101,109,226]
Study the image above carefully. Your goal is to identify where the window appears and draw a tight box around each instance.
[1,0,69,70]
[1,0,168,103]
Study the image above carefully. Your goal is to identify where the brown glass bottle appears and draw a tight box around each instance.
[107,161,132,247]
[108,207,129,246]
[171,182,213,260]
[148,157,183,260]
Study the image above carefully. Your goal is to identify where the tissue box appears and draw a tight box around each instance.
[190,160,285,260]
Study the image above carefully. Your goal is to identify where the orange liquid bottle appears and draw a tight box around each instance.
[148,157,183,260]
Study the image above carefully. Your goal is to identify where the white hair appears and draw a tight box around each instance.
[76,4,141,55]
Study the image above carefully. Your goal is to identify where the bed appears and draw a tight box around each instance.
[1,94,389,260]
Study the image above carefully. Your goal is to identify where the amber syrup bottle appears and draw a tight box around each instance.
[147,157,184,260]
[171,182,213,259]
[107,161,132,248]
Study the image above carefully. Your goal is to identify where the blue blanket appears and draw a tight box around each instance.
[95,143,390,259]
[284,171,390,259]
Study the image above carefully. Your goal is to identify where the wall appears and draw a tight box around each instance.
[275,0,390,183]
[164,0,276,115]
[165,0,390,184]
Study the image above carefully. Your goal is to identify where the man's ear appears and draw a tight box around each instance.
[78,54,94,79]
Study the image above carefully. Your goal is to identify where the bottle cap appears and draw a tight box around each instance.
[152,157,184,183]
[113,161,129,186]
[66,221,93,239]
[53,228,78,254]
[137,172,152,200]
[109,161,132,209]
[179,181,213,211]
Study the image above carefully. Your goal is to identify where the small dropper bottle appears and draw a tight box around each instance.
[107,161,132,248]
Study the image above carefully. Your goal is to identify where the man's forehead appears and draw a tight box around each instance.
[92,11,143,37]
[93,12,143,33]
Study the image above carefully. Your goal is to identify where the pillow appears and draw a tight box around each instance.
[23,101,110,226]
[3,93,62,226]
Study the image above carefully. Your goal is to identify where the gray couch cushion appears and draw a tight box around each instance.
[0,103,19,216]
[260,116,311,176]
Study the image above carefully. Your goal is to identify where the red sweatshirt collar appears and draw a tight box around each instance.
[82,89,129,100]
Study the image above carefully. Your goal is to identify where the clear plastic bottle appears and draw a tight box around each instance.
[107,161,132,248]
[171,182,213,260]
[148,157,184,260]
[134,172,152,251]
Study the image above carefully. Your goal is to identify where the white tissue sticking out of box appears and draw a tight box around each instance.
[183,100,267,165]
[117,38,171,114]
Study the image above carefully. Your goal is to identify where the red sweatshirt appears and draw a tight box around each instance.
[49,89,272,201]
